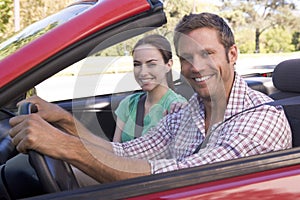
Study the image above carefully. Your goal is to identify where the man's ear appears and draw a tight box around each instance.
[228,45,238,65]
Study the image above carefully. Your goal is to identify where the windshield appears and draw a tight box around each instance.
[0,3,95,60]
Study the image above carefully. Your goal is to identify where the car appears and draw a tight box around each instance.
[1,0,300,199]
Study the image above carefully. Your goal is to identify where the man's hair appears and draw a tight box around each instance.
[174,12,235,59]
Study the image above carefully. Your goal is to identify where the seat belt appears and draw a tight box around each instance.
[134,93,147,139]
[193,95,300,154]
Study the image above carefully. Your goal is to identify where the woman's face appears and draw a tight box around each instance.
[133,44,171,91]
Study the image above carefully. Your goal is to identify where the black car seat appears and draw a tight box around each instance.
[270,59,300,147]
[174,74,194,100]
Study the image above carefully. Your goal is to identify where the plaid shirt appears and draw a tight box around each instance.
[113,74,292,174]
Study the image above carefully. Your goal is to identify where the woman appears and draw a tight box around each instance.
[113,34,187,142]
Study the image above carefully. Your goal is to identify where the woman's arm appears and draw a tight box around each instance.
[113,118,125,142]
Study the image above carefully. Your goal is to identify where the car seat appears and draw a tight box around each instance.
[270,59,300,147]
[174,74,194,100]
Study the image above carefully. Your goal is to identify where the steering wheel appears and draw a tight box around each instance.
[18,102,79,193]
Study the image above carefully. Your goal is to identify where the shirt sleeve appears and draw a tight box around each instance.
[112,111,183,159]
[149,105,292,174]
[166,91,187,112]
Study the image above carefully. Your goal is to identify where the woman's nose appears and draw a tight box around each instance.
[139,64,149,75]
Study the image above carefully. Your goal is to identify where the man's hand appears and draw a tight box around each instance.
[17,95,69,124]
[164,102,188,115]
[9,113,68,155]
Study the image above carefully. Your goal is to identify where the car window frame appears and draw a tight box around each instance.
[0,7,166,107]
[0,2,96,60]
[27,147,300,199]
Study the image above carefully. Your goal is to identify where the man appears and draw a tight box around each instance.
[9,12,292,183]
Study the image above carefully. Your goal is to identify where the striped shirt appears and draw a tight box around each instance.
[112,74,292,174]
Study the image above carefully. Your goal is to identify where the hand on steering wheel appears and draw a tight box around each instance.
[18,102,79,193]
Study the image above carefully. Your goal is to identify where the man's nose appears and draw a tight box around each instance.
[191,56,207,72]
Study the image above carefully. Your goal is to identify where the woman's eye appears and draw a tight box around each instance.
[134,63,142,68]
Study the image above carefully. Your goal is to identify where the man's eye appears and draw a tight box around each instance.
[201,50,213,58]
[147,63,157,67]
[201,51,209,58]
[180,56,192,63]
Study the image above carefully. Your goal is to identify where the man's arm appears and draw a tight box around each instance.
[9,113,151,183]
[150,106,292,174]
[66,136,151,182]
[16,95,114,150]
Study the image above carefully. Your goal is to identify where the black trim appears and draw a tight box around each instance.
[27,148,300,199]
[54,90,142,141]
[135,93,146,139]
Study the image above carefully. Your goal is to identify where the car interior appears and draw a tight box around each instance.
[0,0,299,199]
[269,58,300,147]
[0,1,299,196]
[1,58,300,198]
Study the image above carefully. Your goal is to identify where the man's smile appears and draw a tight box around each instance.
[193,74,214,83]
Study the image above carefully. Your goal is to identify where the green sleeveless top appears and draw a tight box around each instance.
[115,89,187,142]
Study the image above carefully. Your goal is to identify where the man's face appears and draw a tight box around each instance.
[178,27,237,101]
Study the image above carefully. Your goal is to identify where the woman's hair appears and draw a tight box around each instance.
[174,12,235,63]
[132,34,174,90]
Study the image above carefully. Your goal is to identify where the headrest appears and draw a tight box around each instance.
[272,59,300,93]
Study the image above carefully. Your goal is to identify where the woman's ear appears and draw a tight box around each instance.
[165,59,173,73]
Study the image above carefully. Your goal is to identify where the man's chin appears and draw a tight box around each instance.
[195,89,211,99]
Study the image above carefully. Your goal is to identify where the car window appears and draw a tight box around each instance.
[35,33,182,102]
[0,3,94,60]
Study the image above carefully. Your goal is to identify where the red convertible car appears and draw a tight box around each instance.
[0,0,300,199]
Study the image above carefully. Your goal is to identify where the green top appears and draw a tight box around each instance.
[115,89,187,142]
